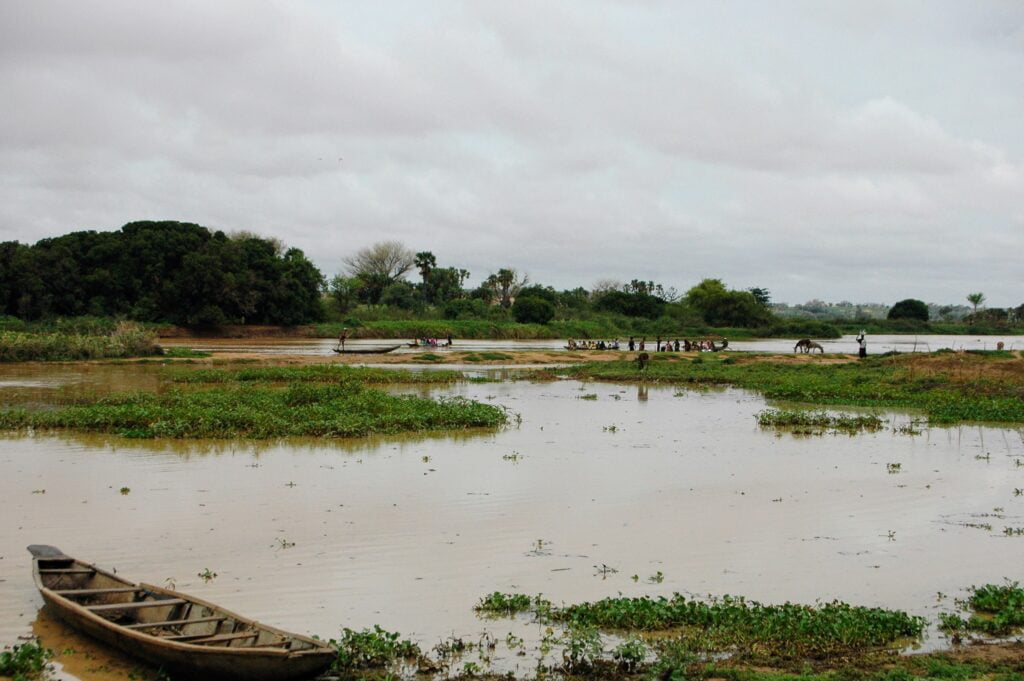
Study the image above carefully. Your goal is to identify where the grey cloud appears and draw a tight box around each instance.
[1,0,1022,306]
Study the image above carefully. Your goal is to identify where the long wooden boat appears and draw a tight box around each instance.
[28,545,335,681]
[331,344,402,354]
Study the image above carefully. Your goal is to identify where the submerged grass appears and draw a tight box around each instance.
[558,353,1024,424]
[0,382,506,439]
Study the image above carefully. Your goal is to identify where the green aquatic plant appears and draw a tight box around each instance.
[0,382,506,439]
[0,639,51,680]
[479,592,925,658]
[197,568,217,583]
[329,625,421,671]
[939,581,1024,637]
[474,592,534,616]
[756,409,885,433]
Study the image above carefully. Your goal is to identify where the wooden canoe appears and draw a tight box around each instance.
[331,344,402,354]
[28,545,335,681]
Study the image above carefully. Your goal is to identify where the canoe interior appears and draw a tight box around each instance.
[36,556,323,652]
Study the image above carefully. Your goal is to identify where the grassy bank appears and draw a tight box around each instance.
[0,323,162,362]
[555,351,1024,424]
[0,382,506,439]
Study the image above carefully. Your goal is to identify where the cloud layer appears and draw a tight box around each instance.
[2,0,1023,305]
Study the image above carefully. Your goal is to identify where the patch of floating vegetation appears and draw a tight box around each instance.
[756,409,885,434]
[940,581,1024,638]
[166,364,465,384]
[557,352,1024,424]
[0,382,506,439]
[475,592,925,659]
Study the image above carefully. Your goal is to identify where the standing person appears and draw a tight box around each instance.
[338,327,349,352]
[446,333,453,347]
[856,330,867,359]
[673,339,680,352]
[628,336,635,351]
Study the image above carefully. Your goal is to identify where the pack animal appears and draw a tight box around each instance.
[635,352,650,370]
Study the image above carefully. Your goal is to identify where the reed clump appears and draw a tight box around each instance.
[0,323,161,362]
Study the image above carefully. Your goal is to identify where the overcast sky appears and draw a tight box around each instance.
[2,1,1022,306]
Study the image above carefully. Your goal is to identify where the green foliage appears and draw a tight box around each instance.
[686,279,773,327]
[513,296,555,324]
[556,593,924,658]
[0,639,51,680]
[560,354,1024,424]
[0,381,506,439]
[939,582,1024,637]
[330,625,421,670]
[594,290,666,319]
[379,280,420,311]
[0,323,161,361]
[474,592,534,615]
[560,622,603,671]
[888,299,929,321]
[0,222,324,326]
[757,409,886,433]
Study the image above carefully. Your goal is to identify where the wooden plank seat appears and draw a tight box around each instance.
[85,599,187,612]
[124,616,226,630]
[40,568,96,575]
[166,631,259,645]
[55,588,143,596]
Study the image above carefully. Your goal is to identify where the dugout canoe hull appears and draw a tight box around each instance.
[29,545,334,681]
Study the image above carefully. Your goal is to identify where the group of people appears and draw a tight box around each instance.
[413,336,454,347]
[567,339,621,350]
[630,336,728,353]
[565,336,729,352]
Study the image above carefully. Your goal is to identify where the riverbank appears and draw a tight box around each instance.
[553,349,1024,424]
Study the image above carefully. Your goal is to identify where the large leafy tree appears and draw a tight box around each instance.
[483,268,528,308]
[887,299,929,321]
[0,221,324,326]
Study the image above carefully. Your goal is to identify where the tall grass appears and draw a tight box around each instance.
[0,323,162,362]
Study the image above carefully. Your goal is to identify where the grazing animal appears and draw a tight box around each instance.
[997,341,1005,351]
[635,352,650,370]
[806,341,824,354]
[794,338,812,353]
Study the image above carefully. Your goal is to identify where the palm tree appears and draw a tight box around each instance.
[967,292,985,316]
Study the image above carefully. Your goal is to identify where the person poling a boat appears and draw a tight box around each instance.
[337,327,349,352]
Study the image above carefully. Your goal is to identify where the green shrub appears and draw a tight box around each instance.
[513,297,555,324]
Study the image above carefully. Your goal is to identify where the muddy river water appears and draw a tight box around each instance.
[1,365,1023,679]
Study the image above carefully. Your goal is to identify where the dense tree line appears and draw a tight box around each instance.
[0,221,324,326]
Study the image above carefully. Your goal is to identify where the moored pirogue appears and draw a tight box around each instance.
[28,545,335,681]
